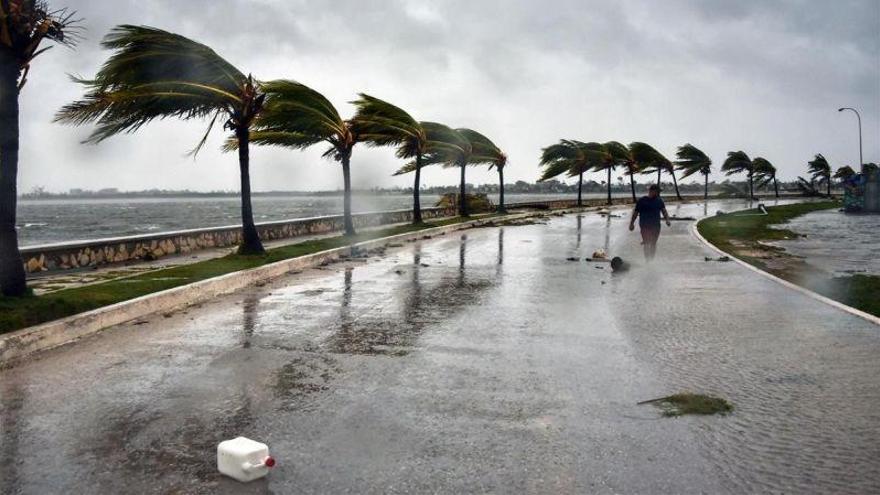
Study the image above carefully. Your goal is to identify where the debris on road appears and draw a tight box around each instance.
[704,256,731,262]
[566,257,580,262]
[638,393,734,417]
[218,437,276,482]
[611,257,629,272]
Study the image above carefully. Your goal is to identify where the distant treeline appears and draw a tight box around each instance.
[20,179,804,200]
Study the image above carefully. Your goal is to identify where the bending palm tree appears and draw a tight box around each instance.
[392,122,472,213]
[0,1,78,296]
[540,140,606,206]
[753,157,779,198]
[675,144,712,199]
[460,129,508,213]
[57,25,267,254]
[631,142,681,199]
[351,94,427,224]
[604,141,639,202]
[721,151,755,199]
[239,80,358,236]
[808,153,832,197]
[593,142,616,205]
[834,165,856,182]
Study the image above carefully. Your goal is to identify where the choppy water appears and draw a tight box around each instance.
[15,193,596,246]
[773,208,880,276]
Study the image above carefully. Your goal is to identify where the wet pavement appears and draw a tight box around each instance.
[2,200,879,494]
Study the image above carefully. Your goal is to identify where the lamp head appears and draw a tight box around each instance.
[838,108,845,112]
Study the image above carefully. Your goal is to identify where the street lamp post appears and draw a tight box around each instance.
[838,107,864,174]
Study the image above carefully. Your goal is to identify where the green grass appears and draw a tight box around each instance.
[644,393,734,417]
[0,216,482,335]
[698,200,880,317]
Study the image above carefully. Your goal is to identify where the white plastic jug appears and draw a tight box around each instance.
[217,437,276,482]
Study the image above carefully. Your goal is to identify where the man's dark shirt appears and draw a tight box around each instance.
[636,196,665,229]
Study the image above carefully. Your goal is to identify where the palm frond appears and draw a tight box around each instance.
[834,165,856,181]
[807,153,831,181]
[55,25,251,147]
[721,151,753,176]
[350,93,424,158]
[630,142,671,174]
[675,143,712,179]
[255,80,347,142]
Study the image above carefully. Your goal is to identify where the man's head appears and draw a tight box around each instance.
[648,184,661,198]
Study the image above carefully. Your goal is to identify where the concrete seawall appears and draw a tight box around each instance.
[20,206,457,274]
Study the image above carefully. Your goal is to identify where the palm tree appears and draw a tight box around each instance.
[593,143,616,205]
[418,125,474,217]
[0,1,78,296]
[236,80,358,236]
[721,151,755,199]
[604,141,639,202]
[56,25,267,254]
[834,165,856,182]
[539,140,606,206]
[459,129,507,213]
[675,144,712,200]
[753,157,779,198]
[350,94,428,224]
[392,122,473,215]
[808,153,832,197]
[631,142,681,200]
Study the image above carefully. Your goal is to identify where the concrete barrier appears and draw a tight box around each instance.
[1,208,587,365]
[20,206,457,274]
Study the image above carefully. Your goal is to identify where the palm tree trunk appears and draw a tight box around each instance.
[413,152,423,224]
[773,177,779,198]
[577,171,583,207]
[704,173,708,200]
[0,56,26,296]
[629,171,637,202]
[748,173,754,199]
[606,166,612,205]
[657,167,661,185]
[341,151,355,236]
[236,128,265,254]
[497,166,506,213]
[459,162,468,217]
[671,170,682,200]
[826,174,831,197]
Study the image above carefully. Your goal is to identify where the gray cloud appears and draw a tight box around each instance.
[16,0,880,193]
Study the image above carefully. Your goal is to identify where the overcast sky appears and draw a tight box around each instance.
[18,0,880,193]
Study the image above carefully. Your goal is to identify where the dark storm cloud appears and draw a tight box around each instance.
[16,0,880,193]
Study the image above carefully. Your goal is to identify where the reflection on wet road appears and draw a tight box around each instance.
[1,199,879,494]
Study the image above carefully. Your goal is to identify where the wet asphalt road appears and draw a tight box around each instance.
[2,200,879,494]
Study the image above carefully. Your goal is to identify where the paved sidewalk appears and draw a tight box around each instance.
[2,199,878,494]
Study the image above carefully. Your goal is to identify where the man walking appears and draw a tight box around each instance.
[629,184,671,260]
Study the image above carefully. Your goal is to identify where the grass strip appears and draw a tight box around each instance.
[0,216,479,335]
[698,201,880,317]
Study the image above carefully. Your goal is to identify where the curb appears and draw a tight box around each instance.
[0,209,584,365]
[691,214,880,327]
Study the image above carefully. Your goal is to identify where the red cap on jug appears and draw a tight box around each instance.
[264,456,276,468]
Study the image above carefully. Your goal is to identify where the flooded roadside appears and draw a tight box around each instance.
[773,208,880,276]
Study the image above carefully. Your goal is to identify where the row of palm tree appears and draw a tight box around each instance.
[0,18,510,296]
[56,26,510,251]
[538,141,715,205]
[537,142,795,205]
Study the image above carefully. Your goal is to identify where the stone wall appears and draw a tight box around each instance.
[21,207,456,274]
